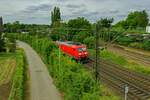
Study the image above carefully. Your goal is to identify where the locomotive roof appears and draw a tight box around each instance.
[67,41,81,45]
[59,41,83,46]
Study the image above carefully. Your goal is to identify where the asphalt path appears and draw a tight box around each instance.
[18,41,61,100]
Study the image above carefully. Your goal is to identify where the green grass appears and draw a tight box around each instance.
[8,49,25,100]
[0,50,25,100]
[0,53,16,86]
[100,50,127,66]
[89,49,150,75]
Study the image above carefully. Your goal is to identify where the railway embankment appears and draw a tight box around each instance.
[8,33,121,100]
[87,48,150,100]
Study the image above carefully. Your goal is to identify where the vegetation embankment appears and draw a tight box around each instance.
[0,31,26,100]
[89,49,150,75]
[8,49,26,100]
[116,35,150,51]
[0,49,26,100]
[7,33,120,100]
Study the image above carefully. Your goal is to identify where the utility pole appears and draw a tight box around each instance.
[95,23,100,81]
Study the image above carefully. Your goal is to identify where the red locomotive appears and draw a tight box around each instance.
[57,41,88,62]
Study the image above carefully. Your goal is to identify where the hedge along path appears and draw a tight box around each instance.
[18,41,61,100]
[0,58,16,86]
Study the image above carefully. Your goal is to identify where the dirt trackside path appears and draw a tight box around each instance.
[18,41,61,100]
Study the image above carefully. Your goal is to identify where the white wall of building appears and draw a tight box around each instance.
[146,26,150,33]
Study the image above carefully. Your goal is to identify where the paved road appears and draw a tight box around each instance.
[18,41,61,100]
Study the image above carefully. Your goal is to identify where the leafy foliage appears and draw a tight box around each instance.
[116,36,135,45]
[126,10,149,28]
[116,35,150,50]
[83,36,95,48]
[67,17,92,40]
[49,50,101,100]
[142,40,150,50]
[51,7,61,27]
[4,22,50,35]
[0,16,3,33]
[0,33,5,52]
[96,18,113,28]
[115,10,149,29]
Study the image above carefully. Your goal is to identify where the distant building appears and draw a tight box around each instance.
[146,26,150,33]
[146,19,150,33]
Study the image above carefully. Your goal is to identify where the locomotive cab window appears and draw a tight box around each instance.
[78,47,86,52]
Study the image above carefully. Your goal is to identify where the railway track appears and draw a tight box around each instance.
[86,58,150,100]
[108,46,150,67]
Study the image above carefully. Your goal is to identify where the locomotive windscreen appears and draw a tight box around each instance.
[78,47,86,52]
[67,41,81,45]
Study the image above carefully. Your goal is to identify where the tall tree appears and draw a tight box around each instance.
[51,7,61,26]
[96,18,114,42]
[116,10,149,29]
[96,18,114,28]
[0,16,3,33]
[67,17,92,40]
[0,16,5,51]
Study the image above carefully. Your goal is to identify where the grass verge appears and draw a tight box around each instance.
[0,53,16,100]
[89,49,150,75]
[8,49,25,100]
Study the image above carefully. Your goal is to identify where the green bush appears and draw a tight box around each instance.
[49,50,100,100]
[142,40,150,50]
[116,36,134,45]
[83,36,95,49]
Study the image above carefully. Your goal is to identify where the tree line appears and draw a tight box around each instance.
[2,7,150,50]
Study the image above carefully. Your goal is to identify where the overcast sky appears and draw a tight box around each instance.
[0,0,150,24]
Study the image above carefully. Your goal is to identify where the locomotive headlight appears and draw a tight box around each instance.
[78,53,82,56]
[84,52,87,55]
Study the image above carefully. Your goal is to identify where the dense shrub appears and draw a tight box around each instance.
[116,36,134,45]
[83,36,95,49]
[49,50,100,100]
[142,40,150,50]
[116,34,150,51]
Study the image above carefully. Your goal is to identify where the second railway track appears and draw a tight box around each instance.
[85,58,150,100]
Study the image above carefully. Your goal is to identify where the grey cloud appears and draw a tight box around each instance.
[1,0,150,24]
[22,4,52,14]
[66,4,85,8]
[117,14,126,18]
[109,10,119,14]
